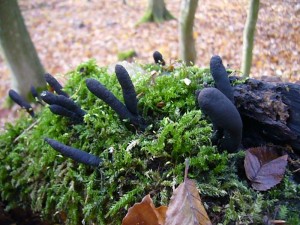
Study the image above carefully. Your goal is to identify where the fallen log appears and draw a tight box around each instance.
[231,77,300,154]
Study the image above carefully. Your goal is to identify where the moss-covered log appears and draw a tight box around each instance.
[0,61,299,224]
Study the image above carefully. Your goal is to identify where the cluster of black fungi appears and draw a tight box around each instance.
[9,52,242,167]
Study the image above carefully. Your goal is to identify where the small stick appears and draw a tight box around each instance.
[13,119,40,143]
[184,158,190,181]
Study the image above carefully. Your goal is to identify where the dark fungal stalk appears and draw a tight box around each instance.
[49,105,83,123]
[40,91,63,105]
[8,89,35,117]
[30,86,45,105]
[198,87,242,152]
[115,64,138,116]
[44,138,102,167]
[30,86,39,99]
[86,78,146,130]
[86,78,139,124]
[44,73,69,98]
[210,55,234,102]
[153,51,166,66]
[40,91,86,117]
[40,91,85,123]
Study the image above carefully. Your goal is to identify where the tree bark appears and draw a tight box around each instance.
[139,0,174,24]
[241,0,260,77]
[230,76,300,154]
[179,0,198,66]
[0,0,45,99]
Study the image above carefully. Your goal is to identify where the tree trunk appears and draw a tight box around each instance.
[230,76,300,154]
[0,0,45,99]
[241,0,260,77]
[179,0,198,66]
[139,0,174,24]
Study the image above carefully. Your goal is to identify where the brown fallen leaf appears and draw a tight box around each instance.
[269,220,287,224]
[122,194,167,225]
[244,146,288,191]
[165,160,212,225]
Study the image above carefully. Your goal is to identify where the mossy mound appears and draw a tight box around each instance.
[0,60,299,224]
[117,50,137,61]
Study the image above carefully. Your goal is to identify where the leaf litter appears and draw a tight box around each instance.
[0,1,300,129]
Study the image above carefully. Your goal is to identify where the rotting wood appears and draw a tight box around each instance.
[231,77,300,154]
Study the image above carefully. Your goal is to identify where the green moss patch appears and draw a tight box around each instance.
[117,50,137,61]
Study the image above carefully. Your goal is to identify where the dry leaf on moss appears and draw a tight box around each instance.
[122,159,212,225]
[122,194,167,225]
[244,146,288,191]
[165,178,212,225]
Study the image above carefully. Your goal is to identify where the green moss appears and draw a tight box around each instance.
[0,60,299,224]
[117,50,137,61]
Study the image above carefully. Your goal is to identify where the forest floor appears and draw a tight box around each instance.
[0,1,300,224]
[0,0,299,129]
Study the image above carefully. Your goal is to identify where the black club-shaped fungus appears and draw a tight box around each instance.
[44,73,69,98]
[153,51,166,66]
[44,138,102,167]
[30,86,39,99]
[8,89,35,117]
[86,78,140,125]
[115,64,139,116]
[49,105,83,123]
[30,86,44,105]
[210,55,234,102]
[198,87,242,152]
[86,64,148,130]
[40,91,86,118]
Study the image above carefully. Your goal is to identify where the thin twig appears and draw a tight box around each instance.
[13,118,40,143]
[184,158,190,181]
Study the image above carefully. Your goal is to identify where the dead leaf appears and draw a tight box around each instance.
[165,178,212,225]
[122,194,167,225]
[156,101,166,108]
[244,146,288,191]
[269,220,287,224]
[182,78,191,86]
